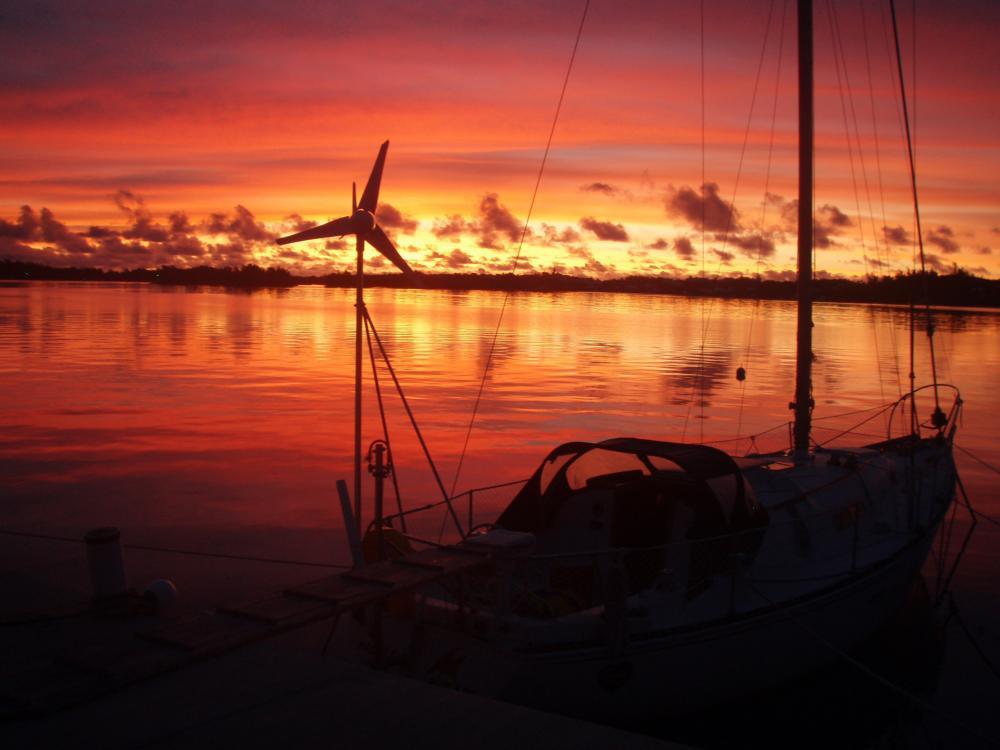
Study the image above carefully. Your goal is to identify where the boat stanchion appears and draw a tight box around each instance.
[604,550,628,659]
[337,479,363,568]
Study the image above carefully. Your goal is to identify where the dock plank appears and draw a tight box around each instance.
[220,593,338,626]
[286,575,389,605]
[140,613,269,655]
[0,660,110,717]
[58,637,183,684]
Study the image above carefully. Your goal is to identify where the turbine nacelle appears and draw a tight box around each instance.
[276,140,413,275]
[351,209,377,235]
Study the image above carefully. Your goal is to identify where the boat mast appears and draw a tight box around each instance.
[793,0,813,459]
[354,233,364,533]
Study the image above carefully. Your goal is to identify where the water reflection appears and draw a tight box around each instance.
[662,348,733,407]
[0,281,997,531]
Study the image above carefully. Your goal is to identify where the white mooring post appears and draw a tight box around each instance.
[84,526,128,600]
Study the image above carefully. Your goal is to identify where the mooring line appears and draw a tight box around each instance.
[0,527,351,569]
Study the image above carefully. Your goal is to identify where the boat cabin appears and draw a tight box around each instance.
[495,438,769,602]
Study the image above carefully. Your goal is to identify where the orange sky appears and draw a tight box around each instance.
[1,0,998,279]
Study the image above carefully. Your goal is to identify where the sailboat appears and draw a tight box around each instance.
[277,0,960,720]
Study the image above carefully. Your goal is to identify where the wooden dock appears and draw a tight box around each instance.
[1,541,690,749]
[1,545,491,718]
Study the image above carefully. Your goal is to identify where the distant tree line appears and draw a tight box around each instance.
[2,259,997,308]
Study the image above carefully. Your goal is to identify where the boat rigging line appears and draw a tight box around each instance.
[361,305,464,536]
[362,305,407,532]
[889,0,944,431]
[825,0,889,424]
[736,0,788,441]
[448,0,591,498]
[946,592,1000,683]
[744,574,995,747]
[860,0,904,396]
[955,444,1000,481]
[683,0,780,444]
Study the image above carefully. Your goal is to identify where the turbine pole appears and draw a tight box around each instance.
[354,233,364,534]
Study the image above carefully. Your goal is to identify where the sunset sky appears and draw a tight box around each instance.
[1,0,997,279]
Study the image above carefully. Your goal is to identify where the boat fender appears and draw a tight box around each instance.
[597,660,633,692]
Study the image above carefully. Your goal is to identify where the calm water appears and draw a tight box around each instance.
[1,281,998,745]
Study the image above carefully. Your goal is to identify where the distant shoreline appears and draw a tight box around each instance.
[2,259,998,309]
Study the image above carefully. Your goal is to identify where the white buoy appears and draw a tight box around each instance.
[84,526,128,600]
[141,579,178,613]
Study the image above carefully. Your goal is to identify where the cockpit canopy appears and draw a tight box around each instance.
[497,437,764,539]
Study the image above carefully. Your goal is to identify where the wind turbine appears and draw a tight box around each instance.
[277,140,412,532]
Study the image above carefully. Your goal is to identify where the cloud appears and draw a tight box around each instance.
[160,235,204,257]
[883,225,910,245]
[648,238,669,250]
[39,207,91,253]
[86,225,118,239]
[229,205,274,242]
[977,246,992,255]
[808,204,853,249]
[540,223,582,246]
[926,225,959,254]
[819,204,852,228]
[168,212,193,235]
[666,183,740,233]
[727,232,775,258]
[813,204,852,248]
[477,193,523,249]
[0,205,40,240]
[375,202,418,233]
[445,248,472,268]
[712,248,734,264]
[770,194,850,249]
[431,214,468,239]
[580,182,620,196]
[579,216,629,242]
[566,246,613,277]
[0,200,273,270]
[112,189,171,242]
[674,236,696,260]
[203,205,274,242]
[284,213,317,233]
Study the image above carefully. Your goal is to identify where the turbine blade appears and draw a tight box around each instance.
[358,140,389,213]
[276,216,353,245]
[352,182,357,213]
[367,224,413,274]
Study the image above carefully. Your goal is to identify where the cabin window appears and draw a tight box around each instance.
[565,449,649,491]
[540,453,576,495]
[646,455,684,473]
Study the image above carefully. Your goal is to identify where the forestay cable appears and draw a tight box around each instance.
[449,0,591,496]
